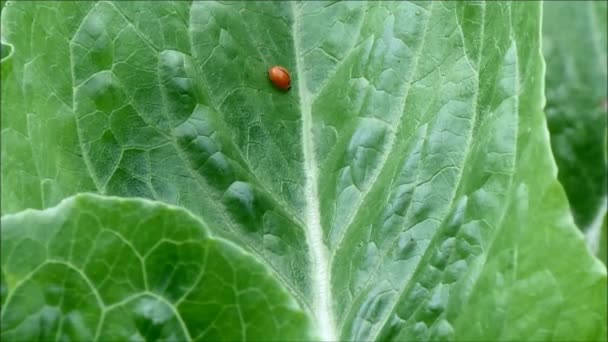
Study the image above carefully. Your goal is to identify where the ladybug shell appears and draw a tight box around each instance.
[268,66,291,90]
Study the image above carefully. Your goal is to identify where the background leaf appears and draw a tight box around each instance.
[1,1,606,341]
[1,194,314,341]
[543,1,608,253]
[600,217,607,265]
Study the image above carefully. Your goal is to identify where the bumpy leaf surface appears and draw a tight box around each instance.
[1,1,606,341]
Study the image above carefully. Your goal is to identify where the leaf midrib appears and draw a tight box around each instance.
[290,2,337,341]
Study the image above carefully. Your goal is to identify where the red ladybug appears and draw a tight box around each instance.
[268,66,291,91]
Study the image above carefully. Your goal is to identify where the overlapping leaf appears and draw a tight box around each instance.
[1,195,313,341]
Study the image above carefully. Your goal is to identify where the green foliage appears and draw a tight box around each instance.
[1,195,313,341]
[1,1,606,341]
[543,1,607,236]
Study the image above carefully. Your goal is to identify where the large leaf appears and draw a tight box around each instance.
[1,1,606,341]
[543,1,608,244]
[1,194,313,341]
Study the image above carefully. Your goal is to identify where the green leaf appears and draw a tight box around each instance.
[600,216,608,265]
[543,1,608,238]
[1,194,314,341]
[0,43,10,61]
[1,1,97,214]
[1,1,606,341]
